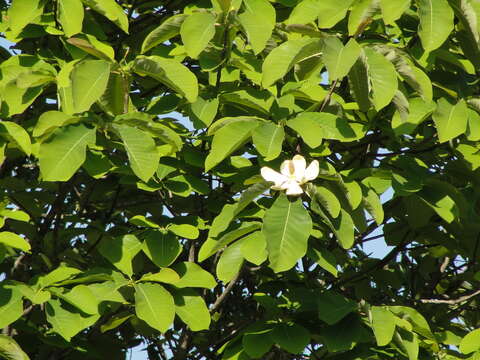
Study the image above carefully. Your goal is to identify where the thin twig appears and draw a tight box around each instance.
[210,271,241,313]
[420,289,480,305]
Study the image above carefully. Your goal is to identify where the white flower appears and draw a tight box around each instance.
[261,155,319,196]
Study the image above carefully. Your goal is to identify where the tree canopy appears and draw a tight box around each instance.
[1,0,480,359]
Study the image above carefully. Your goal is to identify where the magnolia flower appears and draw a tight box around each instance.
[261,155,319,196]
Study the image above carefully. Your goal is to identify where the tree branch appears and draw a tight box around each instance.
[419,289,480,305]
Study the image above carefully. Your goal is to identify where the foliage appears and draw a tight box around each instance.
[0,0,480,359]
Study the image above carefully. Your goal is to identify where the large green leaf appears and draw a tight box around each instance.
[113,124,160,182]
[142,231,182,268]
[332,209,355,249]
[39,124,96,181]
[173,288,211,331]
[460,329,480,354]
[322,37,361,81]
[371,306,396,346]
[417,0,454,52]
[348,0,380,36]
[348,53,371,111]
[141,14,188,54]
[262,38,322,87]
[287,0,321,25]
[45,299,99,341]
[0,286,23,329]
[317,0,355,28]
[252,122,284,160]
[36,266,82,288]
[239,0,276,54]
[57,285,100,315]
[134,283,175,333]
[6,0,44,40]
[0,121,31,155]
[98,234,143,277]
[133,56,198,103]
[81,0,129,33]
[205,119,260,171]
[172,262,217,289]
[240,231,268,265]
[180,12,216,59]
[0,232,30,252]
[362,187,384,225]
[364,47,398,110]
[317,291,357,325]
[307,246,338,277]
[286,112,324,148]
[392,97,436,135]
[70,60,111,114]
[380,0,410,24]
[271,323,310,354]
[58,0,84,37]
[262,194,312,273]
[0,335,30,360]
[432,98,468,143]
[216,240,244,283]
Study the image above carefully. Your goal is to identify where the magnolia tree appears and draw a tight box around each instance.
[1,0,480,359]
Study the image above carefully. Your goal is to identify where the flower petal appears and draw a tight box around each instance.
[292,155,306,182]
[304,160,319,182]
[280,160,295,177]
[285,182,304,195]
[261,167,287,186]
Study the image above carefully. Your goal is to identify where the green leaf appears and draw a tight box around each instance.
[252,122,284,160]
[348,53,371,111]
[313,186,341,218]
[271,323,310,354]
[205,119,260,171]
[389,306,435,340]
[172,262,216,289]
[322,37,361,81]
[58,285,99,315]
[81,0,129,33]
[98,71,129,115]
[262,194,312,273]
[332,209,355,249]
[364,47,398,111]
[239,0,276,54]
[173,288,211,331]
[33,111,77,137]
[113,124,160,182]
[98,234,143,277]
[200,223,261,261]
[140,268,180,284]
[141,14,188,54]
[168,224,199,240]
[37,266,82,288]
[67,34,115,61]
[240,231,268,265]
[371,306,396,346]
[460,329,480,354]
[216,240,244,283]
[45,299,99,341]
[134,283,175,333]
[380,0,410,24]
[133,56,198,103]
[6,0,45,40]
[142,231,182,268]
[398,328,419,360]
[0,335,30,360]
[0,286,23,329]
[39,124,95,182]
[0,121,31,156]
[70,60,111,114]
[392,97,436,135]
[0,232,30,252]
[58,0,84,37]
[348,0,380,36]
[286,114,324,148]
[180,12,216,59]
[317,291,357,325]
[243,328,274,358]
[189,97,219,128]
[262,38,322,87]
[362,187,384,225]
[287,0,321,25]
[317,0,355,28]
[307,246,338,277]
[418,0,454,52]
[432,98,468,143]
